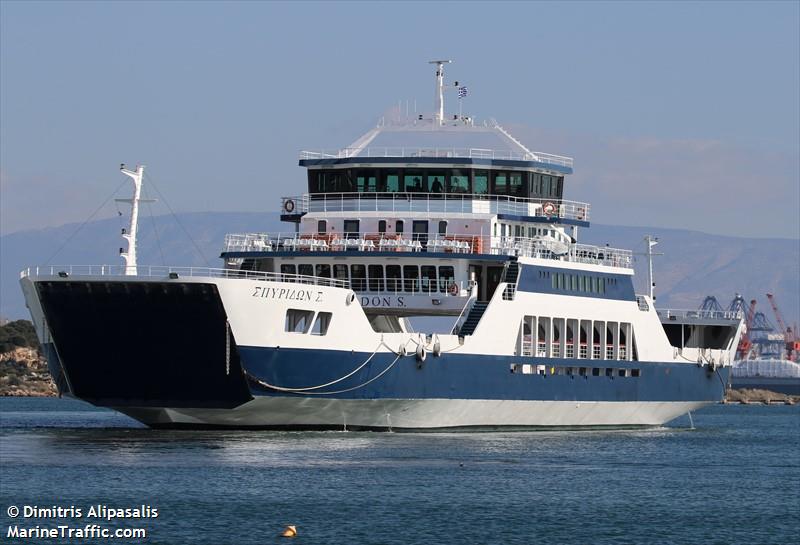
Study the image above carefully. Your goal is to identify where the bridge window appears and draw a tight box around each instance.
[449,170,470,193]
[368,265,384,291]
[351,265,366,291]
[427,171,446,193]
[383,170,401,192]
[355,170,377,193]
[438,266,455,292]
[404,170,425,192]
[492,171,507,194]
[474,170,489,194]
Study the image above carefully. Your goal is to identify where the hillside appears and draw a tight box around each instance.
[1,212,798,324]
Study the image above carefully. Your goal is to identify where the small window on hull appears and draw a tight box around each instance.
[285,309,314,333]
[311,312,332,336]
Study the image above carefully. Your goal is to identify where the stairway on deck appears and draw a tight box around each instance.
[458,302,489,336]
[502,258,520,301]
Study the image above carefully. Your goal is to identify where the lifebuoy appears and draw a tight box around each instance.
[448,283,459,296]
[542,201,556,216]
[283,199,295,213]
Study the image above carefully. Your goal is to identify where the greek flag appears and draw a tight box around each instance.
[458,86,468,98]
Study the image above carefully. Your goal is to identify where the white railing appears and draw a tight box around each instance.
[19,265,350,289]
[299,147,573,168]
[657,309,743,321]
[281,192,590,222]
[222,233,633,269]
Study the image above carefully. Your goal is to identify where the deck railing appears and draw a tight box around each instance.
[222,232,633,269]
[299,147,574,168]
[19,265,350,288]
[656,309,743,321]
[281,192,590,223]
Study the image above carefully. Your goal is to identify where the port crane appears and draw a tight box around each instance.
[766,293,799,362]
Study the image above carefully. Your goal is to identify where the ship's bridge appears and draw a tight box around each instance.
[286,118,587,225]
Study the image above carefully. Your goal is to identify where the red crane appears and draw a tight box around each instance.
[736,299,758,360]
[766,293,799,362]
[736,299,756,360]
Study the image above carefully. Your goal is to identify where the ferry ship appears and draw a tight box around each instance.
[19,62,744,429]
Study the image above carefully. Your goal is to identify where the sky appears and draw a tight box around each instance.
[1,1,798,239]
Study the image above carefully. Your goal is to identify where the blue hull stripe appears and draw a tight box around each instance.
[238,346,729,403]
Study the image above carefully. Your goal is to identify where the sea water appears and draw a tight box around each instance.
[1,397,798,544]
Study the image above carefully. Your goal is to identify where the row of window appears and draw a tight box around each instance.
[509,364,641,377]
[520,315,637,361]
[280,263,456,293]
[317,219,450,236]
[285,309,332,335]
[545,271,617,294]
[308,168,564,199]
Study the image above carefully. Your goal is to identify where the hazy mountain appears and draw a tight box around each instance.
[2,212,797,327]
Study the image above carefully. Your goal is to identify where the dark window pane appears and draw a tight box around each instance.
[427,171,446,193]
[368,265,384,291]
[403,170,425,192]
[351,264,366,291]
[438,266,455,292]
[315,264,331,278]
[280,264,296,276]
[343,220,359,238]
[333,264,349,281]
[356,170,377,193]
[509,172,524,196]
[449,169,470,193]
[493,171,508,194]
[317,220,327,234]
[382,171,400,193]
[438,221,447,235]
[473,170,489,194]
[421,266,437,293]
[298,264,313,277]
[396,220,404,234]
[378,220,387,234]
[386,265,401,292]
[403,265,419,292]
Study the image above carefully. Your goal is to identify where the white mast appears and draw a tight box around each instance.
[117,164,149,276]
[429,59,451,126]
[644,235,662,301]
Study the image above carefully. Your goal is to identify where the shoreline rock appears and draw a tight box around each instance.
[724,388,798,405]
[0,347,57,397]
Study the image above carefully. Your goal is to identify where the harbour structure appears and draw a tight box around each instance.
[19,62,744,429]
[703,294,800,395]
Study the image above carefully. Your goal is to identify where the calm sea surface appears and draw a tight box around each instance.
[1,398,798,545]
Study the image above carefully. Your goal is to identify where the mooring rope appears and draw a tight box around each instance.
[244,340,398,393]
[244,350,403,396]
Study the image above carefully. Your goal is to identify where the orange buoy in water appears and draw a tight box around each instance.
[281,525,297,538]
